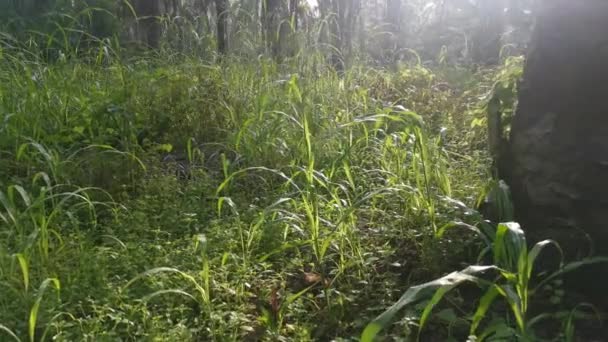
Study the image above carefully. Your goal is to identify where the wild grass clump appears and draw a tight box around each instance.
[4,35,594,341]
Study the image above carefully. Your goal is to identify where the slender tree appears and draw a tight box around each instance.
[215,0,228,54]
[263,0,282,58]
[135,0,162,48]
[317,0,345,71]
[290,0,298,31]
[195,0,212,34]
[386,0,401,32]
[338,0,357,56]
[472,0,506,65]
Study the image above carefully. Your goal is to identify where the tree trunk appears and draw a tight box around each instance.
[318,0,344,72]
[34,0,51,12]
[195,0,212,35]
[290,0,298,31]
[136,0,162,48]
[386,0,401,32]
[338,0,356,58]
[472,0,505,65]
[263,0,282,58]
[215,0,228,54]
[13,0,53,16]
[508,0,608,256]
[384,0,402,60]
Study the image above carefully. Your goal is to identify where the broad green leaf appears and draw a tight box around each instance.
[527,240,562,279]
[470,285,501,335]
[418,286,454,339]
[494,222,526,272]
[361,265,495,342]
[477,319,516,341]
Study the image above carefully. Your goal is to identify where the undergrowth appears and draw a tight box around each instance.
[1,35,601,341]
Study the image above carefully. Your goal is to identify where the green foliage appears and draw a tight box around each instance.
[0,15,600,341]
[363,220,608,341]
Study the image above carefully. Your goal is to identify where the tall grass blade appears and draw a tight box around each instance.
[0,324,20,342]
[29,278,60,342]
[14,253,29,291]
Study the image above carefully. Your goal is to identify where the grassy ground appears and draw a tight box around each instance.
[0,41,533,341]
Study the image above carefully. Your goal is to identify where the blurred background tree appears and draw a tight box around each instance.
[0,0,535,65]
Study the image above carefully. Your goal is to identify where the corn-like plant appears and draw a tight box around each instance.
[362,222,608,341]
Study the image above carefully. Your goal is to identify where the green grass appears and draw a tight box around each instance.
[363,220,608,341]
[1,35,600,341]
